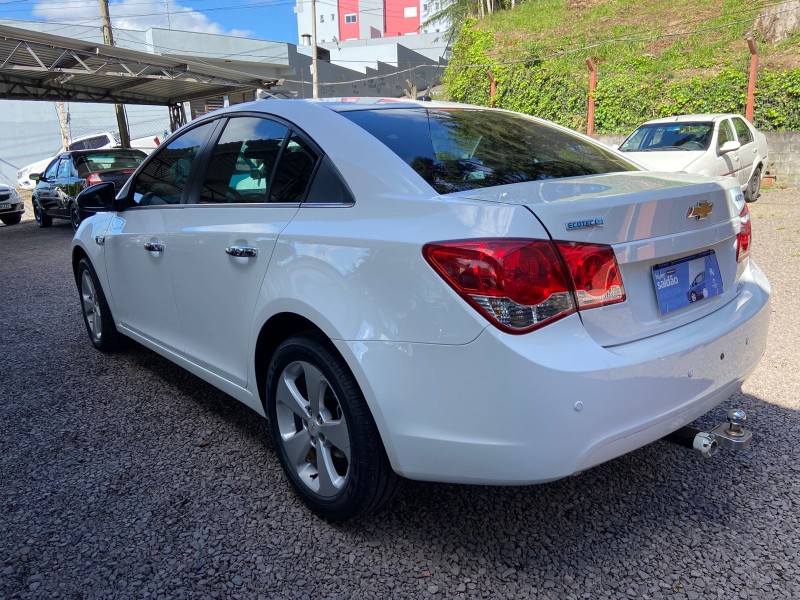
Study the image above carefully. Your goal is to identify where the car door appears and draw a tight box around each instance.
[714,118,740,180]
[731,116,757,186]
[35,158,61,215]
[103,120,219,352]
[168,115,318,387]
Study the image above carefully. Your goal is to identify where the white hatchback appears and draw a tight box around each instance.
[619,114,769,202]
[71,100,770,520]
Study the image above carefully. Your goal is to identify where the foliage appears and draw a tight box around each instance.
[443,16,800,134]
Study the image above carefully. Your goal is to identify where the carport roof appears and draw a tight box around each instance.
[0,24,277,105]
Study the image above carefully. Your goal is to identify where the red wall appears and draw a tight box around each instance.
[384,0,420,37]
[338,0,360,40]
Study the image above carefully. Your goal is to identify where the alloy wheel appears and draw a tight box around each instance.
[274,360,350,497]
[80,270,102,343]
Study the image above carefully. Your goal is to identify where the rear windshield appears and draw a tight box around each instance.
[339,107,637,194]
[619,122,714,152]
[75,152,145,176]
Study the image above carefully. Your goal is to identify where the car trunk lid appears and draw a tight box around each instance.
[454,171,745,346]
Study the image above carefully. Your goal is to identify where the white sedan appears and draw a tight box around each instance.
[71,99,770,520]
[619,114,768,202]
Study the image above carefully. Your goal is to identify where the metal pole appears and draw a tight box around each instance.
[99,0,131,147]
[487,71,496,107]
[310,0,319,98]
[586,57,596,135]
[745,37,758,123]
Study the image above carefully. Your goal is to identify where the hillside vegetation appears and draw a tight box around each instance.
[442,0,800,133]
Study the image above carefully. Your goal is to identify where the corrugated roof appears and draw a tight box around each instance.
[0,24,277,105]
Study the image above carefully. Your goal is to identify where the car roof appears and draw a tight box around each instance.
[638,114,742,125]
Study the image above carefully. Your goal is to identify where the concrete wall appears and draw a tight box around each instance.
[594,132,800,185]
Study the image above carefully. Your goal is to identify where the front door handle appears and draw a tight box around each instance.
[144,242,165,252]
[225,246,258,258]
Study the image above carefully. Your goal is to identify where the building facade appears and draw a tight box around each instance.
[295,0,448,43]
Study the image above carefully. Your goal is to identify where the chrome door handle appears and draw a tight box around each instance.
[144,242,165,252]
[225,246,258,258]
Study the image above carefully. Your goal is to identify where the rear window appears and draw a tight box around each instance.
[75,152,145,176]
[339,107,637,194]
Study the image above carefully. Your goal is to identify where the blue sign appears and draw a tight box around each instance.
[652,251,723,315]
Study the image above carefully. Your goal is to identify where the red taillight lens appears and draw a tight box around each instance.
[556,242,626,309]
[86,173,102,187]
[423,239,575,333]
[737,204,751,262]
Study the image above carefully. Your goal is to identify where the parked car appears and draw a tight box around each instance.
[618,114,768,202]
[17,131,121,190]
[0,173,25,226]
[72,99,770,520]
[17,131,160,189]
[32,149,146,230]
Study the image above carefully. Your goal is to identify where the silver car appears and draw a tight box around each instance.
[619,114,768,202]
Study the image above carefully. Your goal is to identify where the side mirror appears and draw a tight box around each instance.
[77,182,117,212]
[30,173,40,182]
[719,140,741,154]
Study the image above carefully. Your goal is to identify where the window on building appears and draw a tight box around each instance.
[345,13,357,23]
[331,13,335,20]
[320,14,324,22]
[404,6,418,17]
[422,3,428,11]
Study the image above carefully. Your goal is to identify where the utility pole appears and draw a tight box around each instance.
[55,101,70,149]
[98,0,132,147]
[310,0,319,98]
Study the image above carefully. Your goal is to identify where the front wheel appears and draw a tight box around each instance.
[33,199,52,228]
[745,166,761,203]
[266,333,399,521]
[76,258,125,352]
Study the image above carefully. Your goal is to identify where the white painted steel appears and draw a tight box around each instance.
[71,99,772,486]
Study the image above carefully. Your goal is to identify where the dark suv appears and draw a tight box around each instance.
[32,149,146,231]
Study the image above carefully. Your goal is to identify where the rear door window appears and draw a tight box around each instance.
[732,117,753,145]
[198,116,288,204]
[269,134,319,203]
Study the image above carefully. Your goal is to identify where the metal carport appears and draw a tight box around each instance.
[0,23,277,130]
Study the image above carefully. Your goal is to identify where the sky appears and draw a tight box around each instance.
[0,0,299,43]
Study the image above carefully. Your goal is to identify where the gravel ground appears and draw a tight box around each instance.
[1,187,799,599]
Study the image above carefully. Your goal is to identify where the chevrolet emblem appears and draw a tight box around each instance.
[687,201,714,221]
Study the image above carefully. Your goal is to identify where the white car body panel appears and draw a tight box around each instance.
[71,99,771,487]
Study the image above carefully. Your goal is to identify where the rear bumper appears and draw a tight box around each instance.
[336,259,771,484]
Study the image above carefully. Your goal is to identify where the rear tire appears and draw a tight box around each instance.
[266,333,399,521]
[0,214,21,225]
[70,203,81,232]
[76,258,125,352]
[33,199,52,228]
[745,167,761,203]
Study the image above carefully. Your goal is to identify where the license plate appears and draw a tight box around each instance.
[0,203,10,210]
[652,250,723,315]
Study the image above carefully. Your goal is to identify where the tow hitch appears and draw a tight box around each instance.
[663,409,752,459]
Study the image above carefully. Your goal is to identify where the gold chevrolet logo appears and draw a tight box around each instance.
[687,201,714,221]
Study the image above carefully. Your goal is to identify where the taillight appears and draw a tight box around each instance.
[423,238,626,334]
[555,242,626,309]
[737,204,751,262]
[86,173,102,187]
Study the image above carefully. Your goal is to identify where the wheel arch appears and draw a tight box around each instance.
[254,312,331,411]
[71,245,89,282]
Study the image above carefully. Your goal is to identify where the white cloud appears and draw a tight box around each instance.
[32,0,252,37]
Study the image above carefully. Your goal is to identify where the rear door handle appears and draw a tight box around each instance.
[144,242,164,252]
[225,246,258,258]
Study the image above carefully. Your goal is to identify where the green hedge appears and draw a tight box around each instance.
[443,20,800,134]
